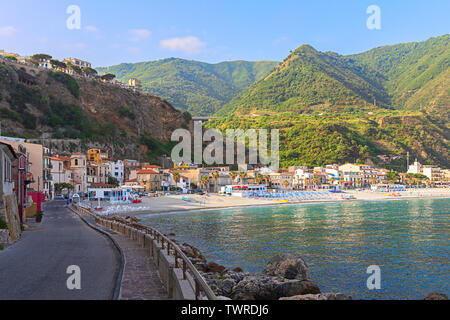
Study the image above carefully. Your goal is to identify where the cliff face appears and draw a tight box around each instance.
[0,61,191,158]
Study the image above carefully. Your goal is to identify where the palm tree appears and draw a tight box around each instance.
[229,171,237,185]
[238,171,246,184]
[173,172,180,190]
[312,177,319,189]
[304,178,310,190]
[282,180,290,190]
[211,170,219,193]
[200,176,210,192]
[356,178,362,187]
[263,175,270,187]
[255,174,263,185]
[330,177,336,185]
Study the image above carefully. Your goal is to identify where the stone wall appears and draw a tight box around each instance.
[2,194,22,242]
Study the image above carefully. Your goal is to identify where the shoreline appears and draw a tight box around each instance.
[81,188,450,217]
[138,194,450,217]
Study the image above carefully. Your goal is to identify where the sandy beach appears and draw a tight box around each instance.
[79,188,450,216]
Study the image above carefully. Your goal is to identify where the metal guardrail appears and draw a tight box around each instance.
[73,204,217,300]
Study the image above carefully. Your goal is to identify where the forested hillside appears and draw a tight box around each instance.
[97,59,278,116]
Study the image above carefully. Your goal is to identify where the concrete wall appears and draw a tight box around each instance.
[75,206,209,300]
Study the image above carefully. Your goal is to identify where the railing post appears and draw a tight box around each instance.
[174,251,178,268]
[167,242,170,255]
[182,260,187,280]
[195,279,200,300]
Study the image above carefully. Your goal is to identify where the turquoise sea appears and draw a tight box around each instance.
[139,198,449,299]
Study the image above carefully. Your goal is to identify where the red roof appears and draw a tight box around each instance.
[89,183,115,188]
[126,178,137,182]
[144,165,161,168]
[137,169,158,174]
[52,156,71,162]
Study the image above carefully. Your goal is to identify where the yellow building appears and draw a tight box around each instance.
[87,148,108,164]
[137,169,162,192]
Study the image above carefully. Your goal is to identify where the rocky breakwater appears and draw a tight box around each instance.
[178,244,352,300]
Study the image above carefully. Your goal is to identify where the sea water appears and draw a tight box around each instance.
[139,198,449,299]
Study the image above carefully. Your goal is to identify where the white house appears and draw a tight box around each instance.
[107,160,124,185]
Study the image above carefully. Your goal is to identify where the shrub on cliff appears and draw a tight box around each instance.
[50,71,80,99]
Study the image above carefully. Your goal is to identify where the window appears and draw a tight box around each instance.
[75,159,78,166]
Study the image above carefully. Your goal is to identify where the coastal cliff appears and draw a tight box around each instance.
[0,61,191,159]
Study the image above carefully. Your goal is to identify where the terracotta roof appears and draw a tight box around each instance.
[126,178,137,182]
[144,165,161,168]
[52,156,71,162]
[137,169,159,174]
[89,183,115,188]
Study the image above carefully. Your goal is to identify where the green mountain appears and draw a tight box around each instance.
[349,34,450,115]
[209,35,450,168]
[97,58,278,116]
[217,35,449,117]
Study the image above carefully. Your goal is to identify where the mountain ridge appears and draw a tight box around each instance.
[97,58,279,116]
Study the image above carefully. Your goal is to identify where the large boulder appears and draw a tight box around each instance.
[230,276,320,300]
[262,253,310,280]
[424,292,448,300]
[205,262,227,274]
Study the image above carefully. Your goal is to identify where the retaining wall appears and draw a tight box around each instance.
[74,205,210,300]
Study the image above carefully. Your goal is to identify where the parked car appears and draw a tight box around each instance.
[54,194,65,200]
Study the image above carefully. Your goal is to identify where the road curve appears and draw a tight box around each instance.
[0,200,120,300]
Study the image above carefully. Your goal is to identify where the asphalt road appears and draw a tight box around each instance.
[0,200,120,300]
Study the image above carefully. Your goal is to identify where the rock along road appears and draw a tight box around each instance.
[0,200,120,300]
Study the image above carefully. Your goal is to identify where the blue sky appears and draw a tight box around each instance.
[1,0,449,67]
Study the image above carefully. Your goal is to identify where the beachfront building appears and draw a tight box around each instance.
[0,138,43,193]
[422,166,444,185]
[70,153,87,193]
[293,167,313,189]
[325,165,342,185]
[137,168,163,192]
[224,184,268,197]
[269,171,293,190]
[87,187,131,201]
[87,148,108,164]
[107,159,124,185]
[42,147,53,199]
[50,156,72,185]
[339,163,365,187]
[87,161,109,185]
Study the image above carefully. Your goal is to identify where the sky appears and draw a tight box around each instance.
[1,0,449,67]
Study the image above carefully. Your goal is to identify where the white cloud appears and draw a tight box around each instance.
[129,29,151,42]
[160,36,205,54]
[0,26,17,37]
[85,25,99,32]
